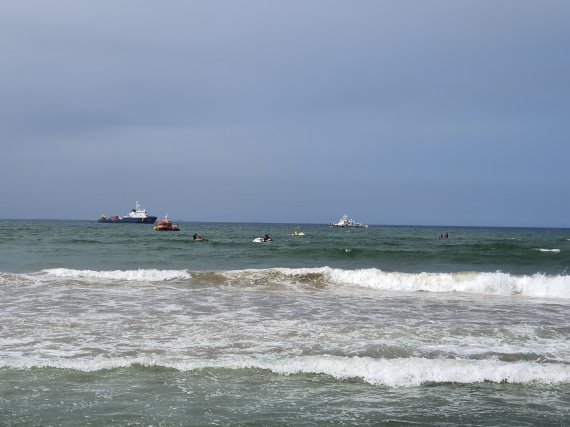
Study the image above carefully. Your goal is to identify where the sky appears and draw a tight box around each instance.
[1,1,569,227]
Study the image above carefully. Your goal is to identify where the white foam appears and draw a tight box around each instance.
[269,356,570,386]
[11,267,570,300]
[272,267,570,299]
[2,355,568,387]
[537,248,561,253]
[0,272,35,286]
[41,268,190,282]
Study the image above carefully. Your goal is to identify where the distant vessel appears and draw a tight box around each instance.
[153,214,180,231]
[98,201,157,224]
[329,214,368,228]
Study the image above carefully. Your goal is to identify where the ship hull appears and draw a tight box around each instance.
[98,217,157,224]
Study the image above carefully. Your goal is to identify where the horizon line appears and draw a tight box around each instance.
[0,217,568,230]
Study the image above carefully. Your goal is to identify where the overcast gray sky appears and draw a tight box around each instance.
[1,1,568,226]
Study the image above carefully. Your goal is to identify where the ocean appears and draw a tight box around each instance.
[0,220,569,425]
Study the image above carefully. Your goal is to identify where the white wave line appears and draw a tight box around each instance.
[1,355,568,388]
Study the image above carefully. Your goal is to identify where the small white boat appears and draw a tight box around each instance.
[329,214,368,228]
[291,230,305,236]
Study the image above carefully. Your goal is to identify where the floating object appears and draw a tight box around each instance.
[329,214,368,228]
[153,214,180,231]
[98,201,157,224]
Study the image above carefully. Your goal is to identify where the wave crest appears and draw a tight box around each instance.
[41,268,190,282]
[271,267,570,299]
[2,355,568,387]
[6,267,570,299]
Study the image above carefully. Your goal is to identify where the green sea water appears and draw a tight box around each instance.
[1,220,569,274]
[1,220,569,425]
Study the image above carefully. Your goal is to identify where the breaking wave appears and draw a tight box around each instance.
[2,355,569,388]
[40,268,191,282]
[329,268,568,299]
[274,267,570,299]
[2,267,568,300]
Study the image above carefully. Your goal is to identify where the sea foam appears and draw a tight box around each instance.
[273,267,570,299]
[29,267,570,299]
[2,355,569,388]
[41,268,190,282]
[254,355,570,387]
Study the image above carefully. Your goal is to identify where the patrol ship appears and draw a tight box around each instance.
[98,201,157,224]
[329,214,368,228]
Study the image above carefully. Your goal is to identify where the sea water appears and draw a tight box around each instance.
[0,220,569,425]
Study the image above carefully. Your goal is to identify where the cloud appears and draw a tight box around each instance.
[1,1,569,225]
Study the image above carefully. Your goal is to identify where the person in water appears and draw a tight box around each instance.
[263,234,271,242]
[193,233,198,240]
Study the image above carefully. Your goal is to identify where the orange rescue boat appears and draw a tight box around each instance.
[154,214,180,231]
